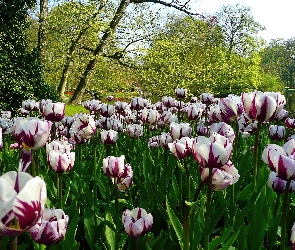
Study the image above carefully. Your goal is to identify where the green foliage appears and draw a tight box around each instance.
[65,104,88,116]
[0,0,60,114]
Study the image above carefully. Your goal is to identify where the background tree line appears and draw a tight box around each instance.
[1,0,294,110]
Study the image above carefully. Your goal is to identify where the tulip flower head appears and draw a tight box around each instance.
[199,161,239,191]
[209,122,235,143]
[83,100,101,115]
[141,108,160,125]
[148,136,160,148]
[70,114,96,143]
[175,88,187,99]
[269,125,286,141]
[122,208,153,238]
[0,171,47,236]
[170,122,192,140]
[192,133,233,169]
[242,91,284,122]
[286,118,295,129]
[162,96,175,108]
[30,208,69,245]
[42,102,65,122]
[100,104,115,117]
[22,100,39,112]
[268,171,295,194]
[159,132,173,149]
[13,117,52,150]
[126,124,143,138]
[46,140,75,173]
[168,137,193,159]
[100,129,119,145]
[103,155,129,178]
[262,140,295,181]
[116,163,133,192]
[200,93,214,105]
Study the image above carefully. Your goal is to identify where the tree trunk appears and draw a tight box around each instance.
[58,61,71,97]
[69,0,130,105]
[38,0,48,64]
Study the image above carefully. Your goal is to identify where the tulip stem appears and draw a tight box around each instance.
[183,163,190,250]
[280,179,291,250]
[30,149,35,177]
[8,236,17,250]
[252,121,261,188]
[114,178,119,250]
[57,173,63,209]
[93,131,98,211]
[204,167,213,250]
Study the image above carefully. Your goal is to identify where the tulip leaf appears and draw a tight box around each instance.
[220,227,241,250]
[150,230,169,249]
[105,211,116,250]
[166,196,183,248]
[209,228,232,249]
[63,212,79,250]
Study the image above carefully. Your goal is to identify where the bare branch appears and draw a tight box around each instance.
[130,0,205,18]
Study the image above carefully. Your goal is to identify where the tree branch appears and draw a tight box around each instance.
[130,0,205,18]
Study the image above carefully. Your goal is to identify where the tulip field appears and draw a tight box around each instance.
[1,90,295,250]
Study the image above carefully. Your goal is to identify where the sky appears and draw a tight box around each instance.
[194,0,295,43]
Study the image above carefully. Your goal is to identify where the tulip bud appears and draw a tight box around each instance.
[122,208,153,238]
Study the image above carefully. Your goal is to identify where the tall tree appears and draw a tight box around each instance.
[68,0,204,104]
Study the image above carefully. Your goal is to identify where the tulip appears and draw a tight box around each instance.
[100,104,115,117]
[116,163,133,192]
[0,128,2,150]
[175,88,187,99]
[13,117,52,150]
[185,104,204,121]
[241,91,281,122]
[200,93,214,105]
[286,118,295,129]
[192,133,233,169]
[199,161,239,191]
[141,108,160,125]
[100,129,118,145]
[131,97,145,110]
[0,171,47,236]
[159,132,173,149]
[42,102,65,122]
[190,97,198,103]
[268,171,295,193]
[70,114,96,142]
[168,137,192,160]
[238,112,258,134]
[148,136,160,148]
[22,100,39,112]
[103,155,129,178]
[47,148,75,173]
[122,207,153,238]
[196,124,208,136]
[126,124,143,138]
[162,96,175,108]
[170,122,192,140]
[0,118,14,134]
[262,140,295,181]
[114,101,128,112]
[277,109,288,121]
[83,100,101,114]
[219,97,243,123]
[161,111,178,125]
[107,95,114,102]
[29,208,69,245]
[269,125,286,141]
[209,122,235,143]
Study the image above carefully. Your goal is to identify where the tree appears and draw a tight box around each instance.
[0,0,60,114]
[261,38,295,88]
[67,0,204,104]
[137,14,263,99]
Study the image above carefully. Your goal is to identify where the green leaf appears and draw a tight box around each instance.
[105,212,116,250]
[63,212,79,250]
[209,228,232,249]
[166,196,183,248]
